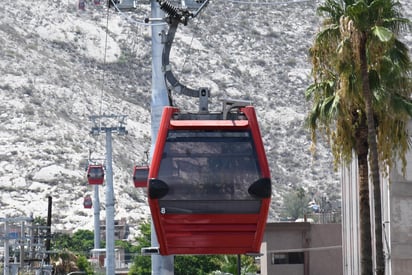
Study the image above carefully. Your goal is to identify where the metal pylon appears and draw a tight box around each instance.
[89,114,127,275]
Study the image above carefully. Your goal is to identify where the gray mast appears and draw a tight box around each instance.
[105,128,115,275]
[90,114,127,275]
[4,220,9,275]
[93,185,100,252]
[148,0,209,272]
[150,0,174,274]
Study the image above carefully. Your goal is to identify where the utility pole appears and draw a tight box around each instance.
[45,196,52,265]
[1,216,34,275]
[90,114,127,275]
[4,219,9,275]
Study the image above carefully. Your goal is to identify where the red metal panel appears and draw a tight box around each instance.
[149,107,178,178]
[166,234,255,247]
[170,120,249,129]
[164,224,258,232]
[159,213,260,225]
[165,246,258,255]
[241,106,271,249]
[157,213,262,254]
[148,107,178,253]
[241,106,271,178]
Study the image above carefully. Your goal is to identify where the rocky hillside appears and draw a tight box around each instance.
[0,0,410,238]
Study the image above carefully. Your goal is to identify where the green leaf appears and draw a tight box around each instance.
[372,26,393,42]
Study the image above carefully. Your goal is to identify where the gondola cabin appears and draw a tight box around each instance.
[133,166,149,188]
[183,0,206,9]
[148,105,271,255]
[117,0,137,10]
[87,164,105,185]
[84,195,92,209]
[78,0,85,10]
[109,0,137,10]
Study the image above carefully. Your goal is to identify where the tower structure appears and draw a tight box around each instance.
[90,114,127,275]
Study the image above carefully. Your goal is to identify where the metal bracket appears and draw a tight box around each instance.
[141,247,160,256]
[222,98,252,119]
[158,0,212,113]
[89,114,128,136]
[199,87,210,113]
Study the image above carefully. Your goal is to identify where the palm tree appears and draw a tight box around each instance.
[211,255,258,275]
[283,187,311,220]
[306,0,411,274]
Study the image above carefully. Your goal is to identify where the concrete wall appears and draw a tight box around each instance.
[389,122,412,275]
[262,222,309,275]
[269,264,304,275]
[261,222,342,275]
[390,181,412,274]
[310,224,343,275]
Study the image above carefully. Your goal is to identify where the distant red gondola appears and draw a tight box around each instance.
[84,195,92,209]
[148,105,271,255]
[78,0,85,10]
[133,166,149,188]
[87,164,105,185]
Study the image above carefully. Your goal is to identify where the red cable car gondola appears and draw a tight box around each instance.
[84,195,92,209]
[133,166,149,188]
[148,105,272,255]
[87,164,105,185]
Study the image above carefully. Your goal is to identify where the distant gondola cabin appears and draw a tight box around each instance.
[133,166,149,188]
[87,164,105,185]
[83,195,92,209]
[115,0,137,10]
[78,0,85,10]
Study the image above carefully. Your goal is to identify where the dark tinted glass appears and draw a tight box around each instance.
[158,130,261,201]
[271,252,304,265]
[89,167,104,178]
[134,167,149,181]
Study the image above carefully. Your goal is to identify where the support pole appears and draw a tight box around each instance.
[94,184,101,252]
[150,0,174,274]
[46,196,52,264]
[4,221,9,275]
[105,129,115,275]
[89,114,127,274]
[20,223,24,270]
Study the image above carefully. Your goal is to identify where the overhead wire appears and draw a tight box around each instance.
[99,2,111,118]
[267,245,342,253]
[180,20,198,77]
[87,1,112,166]
[227,0,313,5]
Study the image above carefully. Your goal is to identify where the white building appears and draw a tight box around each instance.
[341,121,412,274]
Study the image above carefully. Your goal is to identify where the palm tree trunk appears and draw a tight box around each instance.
[359,31,385,275]
[356,133,373,275]
[358,153,373,274]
